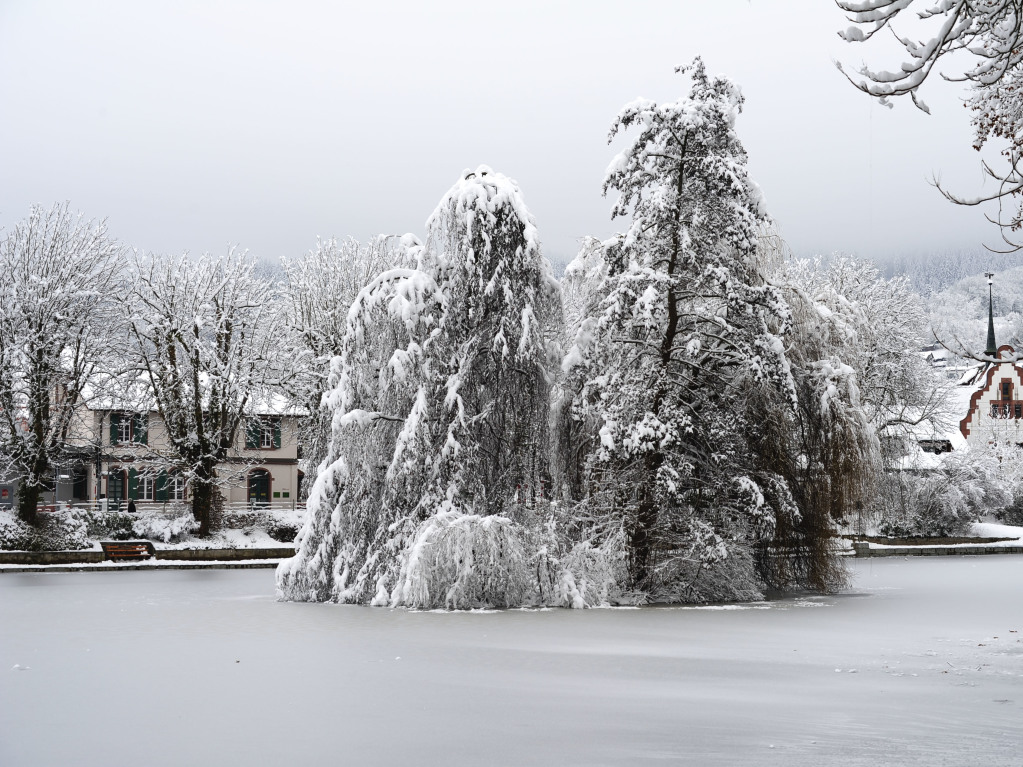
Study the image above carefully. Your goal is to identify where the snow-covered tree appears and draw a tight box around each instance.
[785,257,951,445]
[877,445,1012,537]
[559,60,799,601]
[125,249,291,536]
[280,66,900,607]
[551,237,607,502]
[837,0,1023,246]
[753,252,881,587]
[0,203,123,524]
[282,236,406,494]
[278,167,562,607]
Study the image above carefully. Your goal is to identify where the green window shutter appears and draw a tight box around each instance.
[273,419,282,449]
[128,467,138,500]
[110,412,121,445]
[155,470,168,502]
[133,413,148,445]
[245,418,259,449]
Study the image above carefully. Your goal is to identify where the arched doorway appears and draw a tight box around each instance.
[248,469,271,507]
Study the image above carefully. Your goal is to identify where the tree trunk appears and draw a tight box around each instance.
[629,451,663,586]
[16,482,41,526]
[190,464,220,538]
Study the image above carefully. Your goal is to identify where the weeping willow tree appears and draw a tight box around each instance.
[277,167,561,607]
[736,238,882,592]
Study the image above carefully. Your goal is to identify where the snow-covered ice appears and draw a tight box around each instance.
[2,556,1021,766]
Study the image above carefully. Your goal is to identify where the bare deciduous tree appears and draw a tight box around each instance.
[126,249,290,536]
[837,0,1023,248]
[282,236,406,493]
[0,203,123,524]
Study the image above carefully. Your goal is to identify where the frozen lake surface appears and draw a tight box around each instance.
[2,557,1022,766]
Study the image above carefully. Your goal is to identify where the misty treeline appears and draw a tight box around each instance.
[2,61,952,603]
[880,250,1020,298]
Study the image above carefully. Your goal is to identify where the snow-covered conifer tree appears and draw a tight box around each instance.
[561,60,797,601]
[278,167,561,607]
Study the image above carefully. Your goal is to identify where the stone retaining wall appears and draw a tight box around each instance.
[0,547,294,566]
[851,541,1023,557]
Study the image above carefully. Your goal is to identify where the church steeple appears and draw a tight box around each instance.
[985,272,998,356]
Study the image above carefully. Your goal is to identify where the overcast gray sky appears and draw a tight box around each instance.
[0,0,1006,267]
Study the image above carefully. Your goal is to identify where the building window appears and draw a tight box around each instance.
[110,412,148,445]
[139,473,155,501]
[169,473,185,501]
[1003,381,1013,400]
[245,417,281,450]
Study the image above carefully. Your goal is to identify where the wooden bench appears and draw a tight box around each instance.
[100,541,155,561]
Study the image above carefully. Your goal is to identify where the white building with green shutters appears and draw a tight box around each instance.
[53,402,304,511]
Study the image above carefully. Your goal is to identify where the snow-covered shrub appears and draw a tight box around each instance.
[219,508,302,542]
[221,510,262,529]
[0,508,33,550]
[994,491,1023,526]
[132,506,199,543]
[876,449,1012,537]
[548,528,630,608]
[69,508,135,541]
[389,510,531,609]
[264,508,304,544]
[1,507,92,551]
[649,548,766,604]
[26,509,91,551]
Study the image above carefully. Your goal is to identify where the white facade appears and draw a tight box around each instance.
[56,406,303,511]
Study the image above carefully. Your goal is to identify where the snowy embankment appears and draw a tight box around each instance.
[972,521,1023,541]
[0,505,298,557]
[861,522,1023,552]
[0,558,285,572]
[3,556,1021,767]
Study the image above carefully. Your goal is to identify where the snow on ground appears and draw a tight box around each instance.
[167,527,292,549]
[973,521,1023,540]
[2,557,1022,766]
